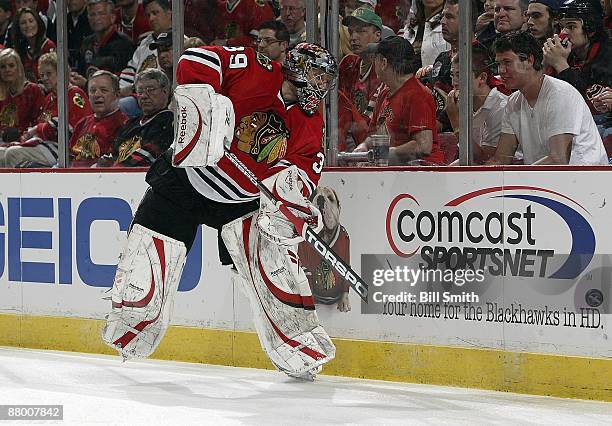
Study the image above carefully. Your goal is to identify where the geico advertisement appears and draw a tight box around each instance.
[0,194,203,291]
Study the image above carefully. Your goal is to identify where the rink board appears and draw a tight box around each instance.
[0,168,610,401]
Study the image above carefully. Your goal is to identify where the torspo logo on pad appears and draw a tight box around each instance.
[386,186,596,280]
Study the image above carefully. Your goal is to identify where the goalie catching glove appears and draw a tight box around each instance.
[257,165,323,246]
[172,83,235,167]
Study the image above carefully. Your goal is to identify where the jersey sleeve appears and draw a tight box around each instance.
[176,46,230,92]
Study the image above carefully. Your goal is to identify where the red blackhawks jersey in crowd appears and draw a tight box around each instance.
[35,86,92,141]
[218,0,275,47]
[370,76,444,165]
[338,54,379,117]
[176,45,322,203]
[115,2,151,43]
[298,225,350,304]
[70,109,128,167]
[0,82,45,138]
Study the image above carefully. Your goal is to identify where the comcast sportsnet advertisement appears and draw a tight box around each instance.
[316,171,610,358]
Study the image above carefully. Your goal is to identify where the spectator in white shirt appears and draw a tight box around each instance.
[487,31,607,165]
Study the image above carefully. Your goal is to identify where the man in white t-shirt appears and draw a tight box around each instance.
[487,31,607,165]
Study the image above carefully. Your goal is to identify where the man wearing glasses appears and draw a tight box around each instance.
[99,68,173,166]
[279,0,306,47]
[256,20,290,64]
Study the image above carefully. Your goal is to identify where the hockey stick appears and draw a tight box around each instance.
[224,148,369,302]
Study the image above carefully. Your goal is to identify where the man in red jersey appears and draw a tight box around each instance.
[354,36,443,165]
[102,42,340,381]
[70,70,128,166]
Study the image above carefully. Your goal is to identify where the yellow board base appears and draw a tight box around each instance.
[1,313,610,402]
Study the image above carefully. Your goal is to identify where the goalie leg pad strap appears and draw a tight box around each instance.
[102,224,187,359]
[223,213,335,376]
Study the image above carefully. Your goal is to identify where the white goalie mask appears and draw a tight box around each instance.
[284,43,339,116]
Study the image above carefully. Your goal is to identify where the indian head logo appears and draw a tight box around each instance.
[72,133,100,159]
[235,111,289,164]
[117,135,142,164]
[0,103,17,127]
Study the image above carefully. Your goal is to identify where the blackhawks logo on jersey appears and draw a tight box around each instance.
[0,103,17,127]
[72,133,100,160]
[116,135,142,164]
[73,92,85,109]
[235,111,289,164]
[138,54,158,73]
[314,260,336,291]
[256,52,273,72]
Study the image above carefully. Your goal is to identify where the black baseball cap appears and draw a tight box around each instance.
[150,30,173,50]
[365,36,419,73]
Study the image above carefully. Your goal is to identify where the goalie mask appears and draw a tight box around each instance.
[284,43,339,116]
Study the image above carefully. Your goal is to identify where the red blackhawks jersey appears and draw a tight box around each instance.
[298,225,350,304]
[115,2,151,43]
[218,0,275,47]
[35,86,92,141]
[0,82,45,137]
[70,109,128,167]
[176,45,322,203]
[338,54,379,116]
[370,76,444,165]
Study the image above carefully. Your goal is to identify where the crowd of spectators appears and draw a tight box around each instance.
[0,0,608,168]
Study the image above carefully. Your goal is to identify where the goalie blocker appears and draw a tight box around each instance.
[172,84,234,168]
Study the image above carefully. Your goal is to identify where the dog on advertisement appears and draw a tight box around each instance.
[299,186,351,312]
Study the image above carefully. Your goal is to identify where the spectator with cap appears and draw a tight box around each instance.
[279,0,306,47]
[70,0,135,90]
[488,31,606,165]
[99,68,172,167]
[345,0,396,39]
[354,36,444,165]
[476,0,529,50]
[526,0,560,44]
[119,0,172,97]
[256,20,290,64]
[337,6,382,150]
[151,29,172,79]
[543,0,611,113]
[401,0,449,68]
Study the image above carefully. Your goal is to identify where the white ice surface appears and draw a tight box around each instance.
[0,347,610,425]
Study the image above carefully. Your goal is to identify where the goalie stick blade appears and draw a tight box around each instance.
[223,148,369,303]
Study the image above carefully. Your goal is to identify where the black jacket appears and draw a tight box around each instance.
[77,29,134,76]
[556,38,612,110]
[111,109,174,167]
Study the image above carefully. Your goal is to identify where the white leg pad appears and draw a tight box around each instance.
[102,224,187,359]
[223,213,335,377]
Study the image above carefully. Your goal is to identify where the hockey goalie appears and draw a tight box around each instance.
[102,42,339,380]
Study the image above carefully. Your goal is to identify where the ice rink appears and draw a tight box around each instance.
[0,347,610,425]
